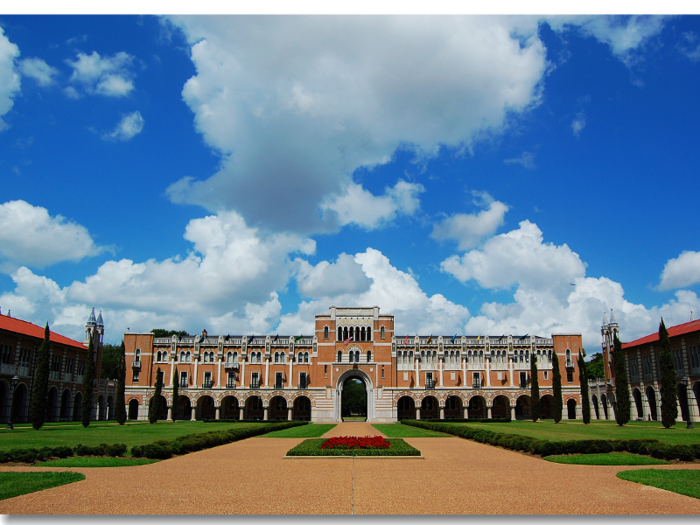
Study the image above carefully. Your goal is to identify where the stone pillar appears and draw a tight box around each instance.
[167,407,172,421]
[486,359,491,387]
[487,406,492,419]
[241,360,246,388]
[190,405,196,421]
[464,406,469,419]
[215,406,220,420]
[510,406,516,420]
[686,381,699,422]
[239,406,244,421]
[440,407,445,419]
[462,356,467,387]
[416,408,421,420]
[287,406,292,421]
[217,358,222,390]
[288,357,293,388]
[509,358,514,387]
[193,357,198,388]
[415,356,420,388]
[263,406,268,421]
[576,404,582,420]
[265,356,270,387]
[439,357,444,387]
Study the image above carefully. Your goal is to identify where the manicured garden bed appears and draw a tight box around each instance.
[545,452,670,465]
[617,469,700,500]
[286,437,421,456]
[0,472,85,501]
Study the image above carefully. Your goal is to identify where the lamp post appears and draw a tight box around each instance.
[5,375,19,430]
[683,377,694,430]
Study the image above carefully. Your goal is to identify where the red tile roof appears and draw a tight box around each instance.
[622,319,700,349]
[0,313,86,350]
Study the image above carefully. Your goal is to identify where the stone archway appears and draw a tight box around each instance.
[334,368,374,422]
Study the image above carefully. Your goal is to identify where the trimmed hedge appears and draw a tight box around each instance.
[131,421,308,459]
[429,418,511,423]
[400,420,700,461]
[0,443,125,464]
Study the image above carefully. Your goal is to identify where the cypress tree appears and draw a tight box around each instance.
[115,340,127,425]
[172,366,179,422]
[578,349,591,424]
[612,334,630,426]
[551,349,563,423]
[148,367,163,424]
[658,319,678,428]
[30,323,51,430]
[82,335,95,427]
[530,358,540,422]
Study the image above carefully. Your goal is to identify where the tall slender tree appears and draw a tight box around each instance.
[82,334,95,427]
[578,349,591,424]
[530,358,540,422]
[551,349,563,423]
[612,334,630,426]
[148,367,163,424]
[172,366,179,422]
[30,323,51,430]
[658,319,678,428]
[115,340,127,425]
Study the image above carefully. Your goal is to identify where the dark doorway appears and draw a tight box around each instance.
[633,389,643,419]
[294,396,312,421]
[397,396,415,420]
[128,399,139,420]
[567,399,577,420]
[341,378,367,420]
[645,387,657,421]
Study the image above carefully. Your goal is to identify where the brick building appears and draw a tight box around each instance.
[124,306,583,422]
[0,308,114,424]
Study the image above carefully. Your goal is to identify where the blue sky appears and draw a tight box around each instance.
[1,14,700,351]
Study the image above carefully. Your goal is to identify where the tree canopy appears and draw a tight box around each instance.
[585,353,605,380]
[151,329,190,338]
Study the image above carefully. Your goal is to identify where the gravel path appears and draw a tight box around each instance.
[1,424,699,515]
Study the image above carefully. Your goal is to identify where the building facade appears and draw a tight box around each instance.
[590,312,700,423]
[0,309,114,424]
[124,306,584,423]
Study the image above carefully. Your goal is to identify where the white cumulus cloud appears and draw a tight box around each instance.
[66,51,135,97]
[0,26,20,131]
[571,110,586,137]
[18,57,58,87]
[657,251,700,291]
[0,200,103,273]
[103,111,144,141]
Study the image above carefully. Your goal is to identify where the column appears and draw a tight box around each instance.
[509,357,514,387]
[170,360,175,388]
[416,408,421,420]
[217,358,222,389]
[439,357,444,387]
[487,406,492,419]
[415,355,420,387]
[190,405,196,421]
[686,381,699,422]
[239,406,244,421]
[287,406,292,421]
[486,358,491,387]
[464,406,469,419]
[289,357,293,388]
[193,357,198,388]
[215,406,220,420]
[462,356,467,387]
[510,406,516,420]
[241,359,246,388]
[167,407,172,421]
[641,385,649,420]
[265,356,270,387]
[263,405,268,421]
[440,407,445,419]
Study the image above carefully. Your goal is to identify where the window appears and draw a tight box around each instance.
[473,372,481,389]
[380,326,385,340]
[642,355,653,380]
[1,344,13,364]
[629,358,640,382]
[324,364,328,375]
[382,366,385,379]
[566,369,573,383]
[451,371,456,380]
[180,371,188,387]
[65,357,74,377]
[299,372,308,389]
[274,352,279,363]
[77,359,85,376]
[180,351,185,362]
[132,370,140,383]
[690,345,700,374]
[324,326,329,339]
[135,349,141,362]
[519,371,527,388]
[204,352,209,363]
[204,371,212,388]
[251,372,260,389]
[227,351,233,363]
[304,352,309,363]
[403,371,408,381]
[187,352,192,363]
[280,352,286,363]
[157,351,162,362]
[227,372,236,388]
[544,371,548,380]
[672,349,684,376]
[275,372,283,389]
[367,350,372,362]
[163,352,169,362]
[337,351,342,363]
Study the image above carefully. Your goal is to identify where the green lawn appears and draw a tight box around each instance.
[0,472,85,501]
[0,420,271,451]
[444,419,700,445]
[259,424,336,438]
[372,423,449,438]
[286,438,421,456]
[545,452,670,465]
[35,457,160,467]
[617,469,700,500]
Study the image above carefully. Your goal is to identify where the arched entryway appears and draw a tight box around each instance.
[492,395,510,418]
[335,369,374,422]
[397,396,416,420]
[107,396,114,420]
[177,396,192,420]
[60,389,72,421]
[98,395,106,421]
[567,398,577,420]
[128,399,139,420]
[13,383,29,423]
[47,387,59,422]
[591,394,600,419]
[73,392,83,421]
[197,395,216,420]
[0,381,8,424]
[645,387,657,421]
[221,396,240,419]
[444,395,463,419]
[601,394,609,419]
[420,396,439,420]
[515,395,531,420]
[269,396,288,420]
[468,395,487,418]
[246,396,264,420]
[677,383,690,423]
[539,395,553,419]
[293,396,312,421]
[632,388,644,420]
[153,395,168,420]
[341,378,367,420]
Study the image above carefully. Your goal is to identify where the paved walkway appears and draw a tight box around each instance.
[321,422,385,438]
[1,429,700,514]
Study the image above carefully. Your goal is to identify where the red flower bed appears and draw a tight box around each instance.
[321,436,390,450]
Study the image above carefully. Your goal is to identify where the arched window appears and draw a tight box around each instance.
[258,352,262,362]
[337,350,342,363]
[349,351,354,363]
[135,349,141,362]
[233,352,238,362]
[525,350,530,363]
[380,326,385,340]
[324,326,329,339]
[367,350,372,362]
[157,351,162,362]
[187,352,192,363]
[280,352,286,363]
[227,351,233,363]
[275,352,279,363]
[304,352,309,363]
[163,352,169,362]
[180,351,185,362]
[298,351,303,362]
[204,353,209,363]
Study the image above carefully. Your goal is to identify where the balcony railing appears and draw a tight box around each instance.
[425,379,435,389]
[132,360,142,369]
[203,380,213,389]
[565,359,574,368]
[227,381,236,389]
[224,362,239,370]
[251,380,260,389]
[473,380,481,389]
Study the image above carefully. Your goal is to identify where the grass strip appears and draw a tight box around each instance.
[260,424,336,438]
[372,423,449,437]
[617,469,700,500]
[286,438,421,456]
[0,472,85,501]
[545,452,670,465]
[35,457,159,467]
